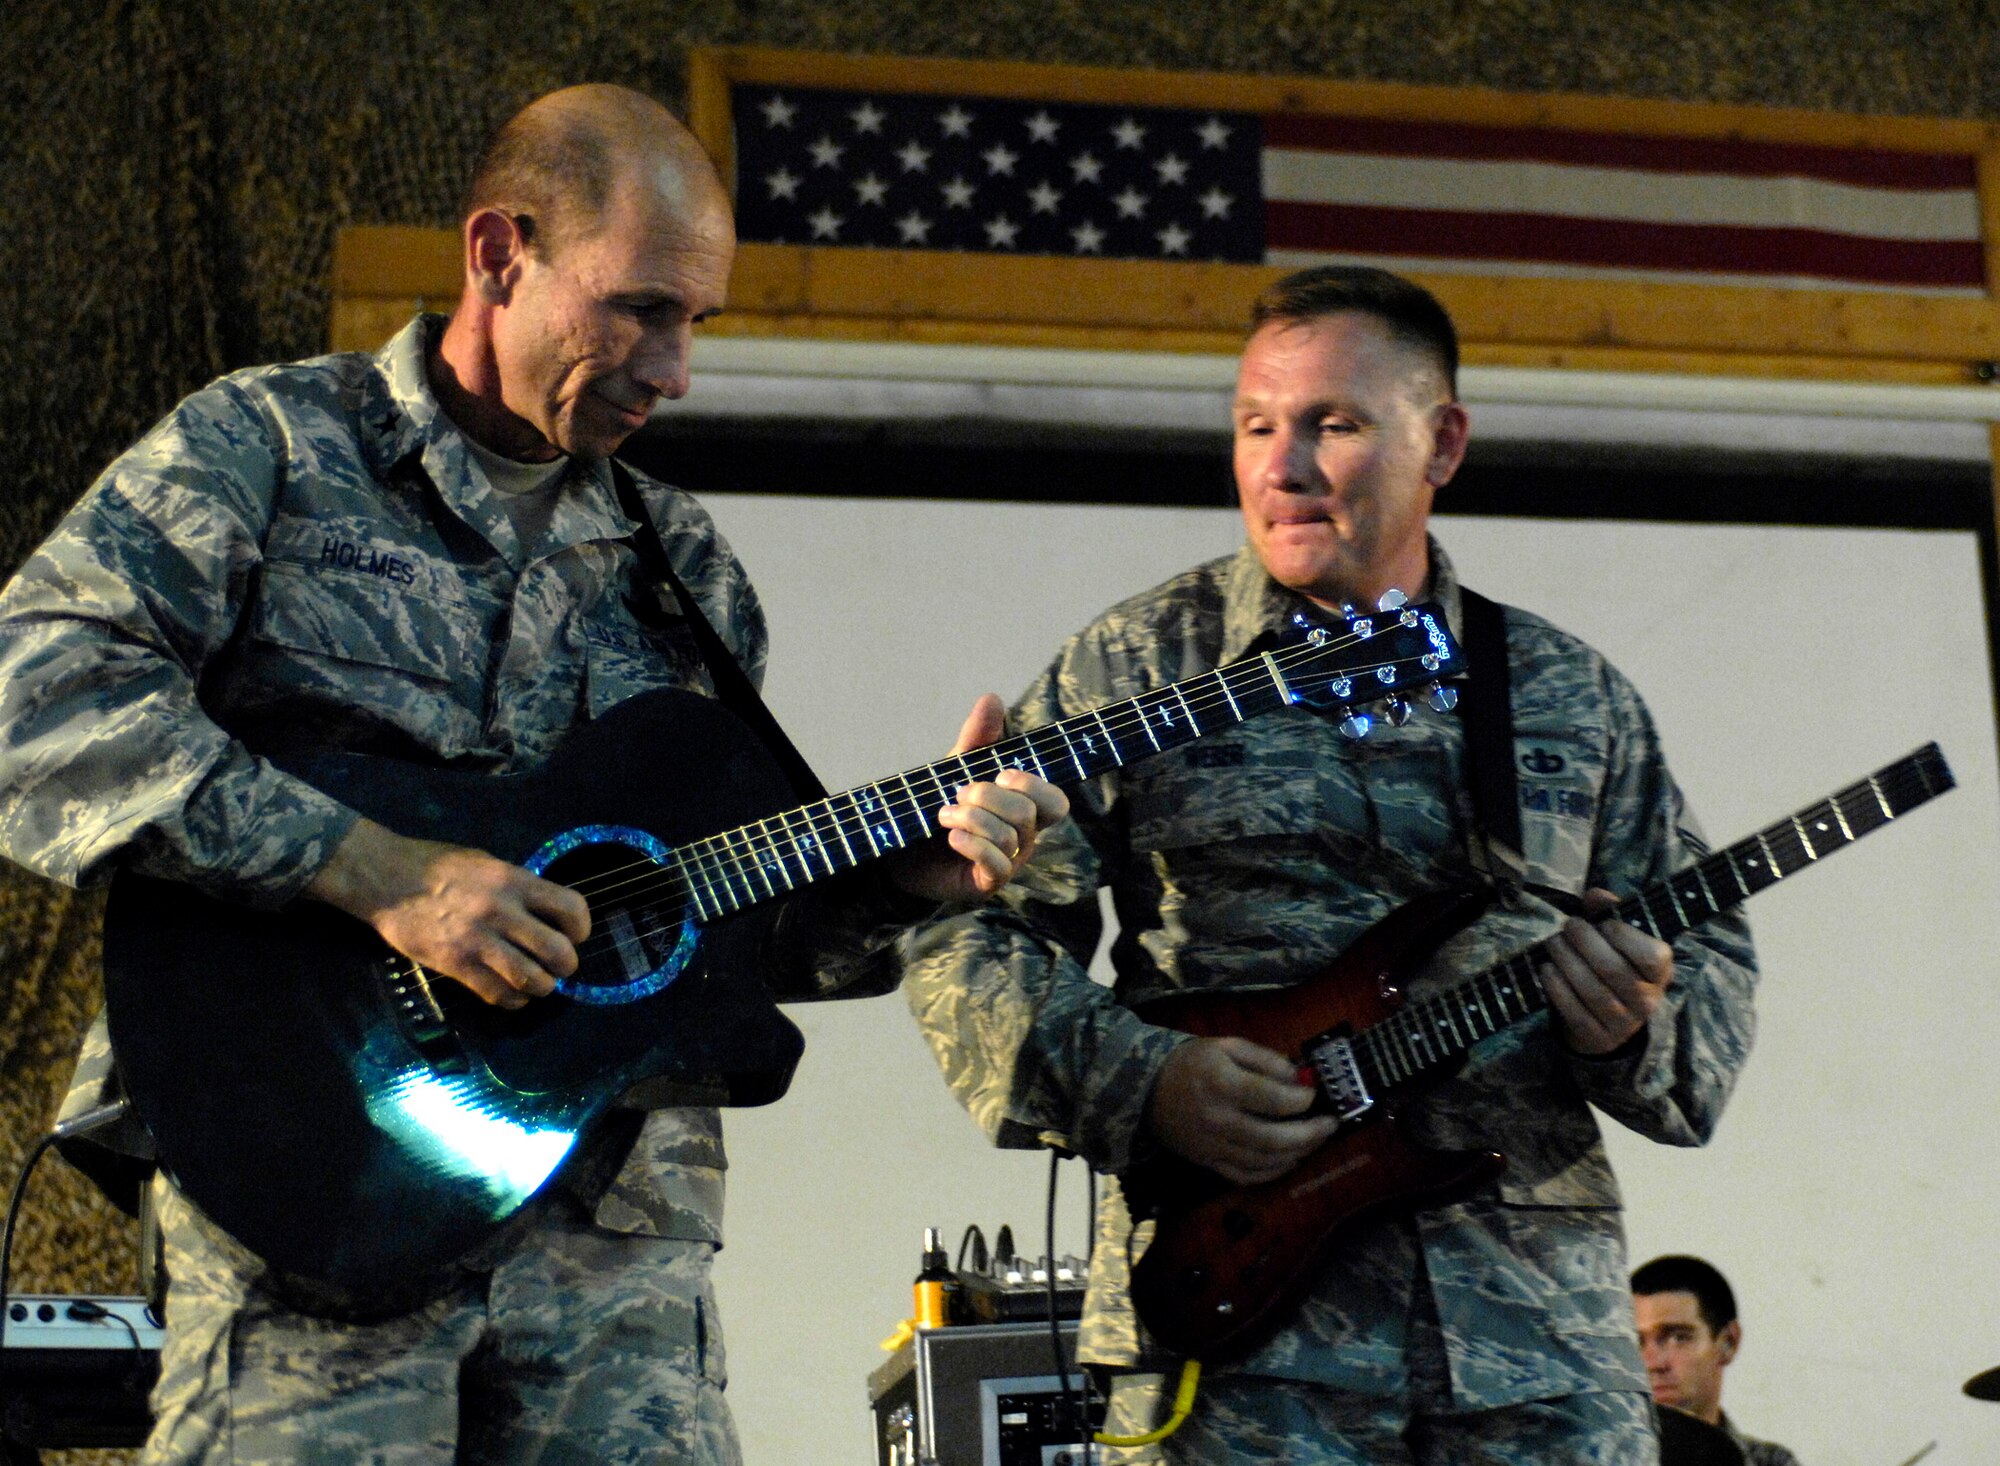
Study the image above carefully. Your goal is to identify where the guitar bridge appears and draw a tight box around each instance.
[1303,1034,1373,1122]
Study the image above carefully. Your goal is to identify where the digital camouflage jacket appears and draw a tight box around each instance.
[900,541,1758,1408]
[0,315,904,1248]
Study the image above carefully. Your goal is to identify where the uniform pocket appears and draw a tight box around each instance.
[251,559,475,684]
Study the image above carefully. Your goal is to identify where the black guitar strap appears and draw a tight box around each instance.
[609,462,827,803]
[1456,587,1524,871]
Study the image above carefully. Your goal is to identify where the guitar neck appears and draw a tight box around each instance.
[1351,743,1954,1093]
[675,609,1458,922]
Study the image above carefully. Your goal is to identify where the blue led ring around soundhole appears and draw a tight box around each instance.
[524,824,698,1006]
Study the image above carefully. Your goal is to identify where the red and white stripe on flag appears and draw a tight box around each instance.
[1261,115,1985,295]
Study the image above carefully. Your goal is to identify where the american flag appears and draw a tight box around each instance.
[731,83,1984,294]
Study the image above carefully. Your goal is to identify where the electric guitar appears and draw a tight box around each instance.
[1123,742,1954,1360]
[104,600,1463,1311]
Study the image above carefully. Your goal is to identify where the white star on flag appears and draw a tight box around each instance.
[1026,110,1061,143]
[896,139,932,172]
[1113,186,1148,219]
[896,211,933,243]
[984,215,1020,247]
[808,136,845,169]
[853,174,889,205]
[765,168,800,201]
[1111,118,1146,150]
[761,95,797,129]
[938,105,974,137]
[850,100,886,134]
[1069,152,1104,184]
[1027,181,1063,214]
[1154,153,1189,185]
[808,206,844,239]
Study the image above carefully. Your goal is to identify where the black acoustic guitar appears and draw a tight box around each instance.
[104,601,1464,1309]
[1124,743,1954,1360]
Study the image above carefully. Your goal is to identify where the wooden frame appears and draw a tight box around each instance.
[333,48,2000,385]
[684,46,2000,385]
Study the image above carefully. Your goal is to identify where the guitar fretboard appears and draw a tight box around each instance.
[1348,743,1954,1095]
[669,607,1460,921]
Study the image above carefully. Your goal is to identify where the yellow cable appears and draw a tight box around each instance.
[1093,1358,1202,1447]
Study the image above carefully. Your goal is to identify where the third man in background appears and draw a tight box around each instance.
[1634,1255,1803,1466]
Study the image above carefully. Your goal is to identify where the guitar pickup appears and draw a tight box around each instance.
[1302,1035,1373,1122]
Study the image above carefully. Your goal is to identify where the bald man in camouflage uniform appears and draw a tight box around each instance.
[901,267,1756,1465]
[0,85,1063,1465]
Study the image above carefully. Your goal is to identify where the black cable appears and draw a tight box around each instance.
[63,1298,149,1388]
[955,1223,988,1276]
[0,1130,64,1375]
[1045,1149,1079,1463]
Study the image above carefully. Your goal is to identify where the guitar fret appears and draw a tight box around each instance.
[1049,722,1087,781]
[1259,650,1292,704]
[1172,682,1200,735]
[756,817,799,892]
[1830,794,1855,843]
[1791,814,1820,860]
[769,812,811,887]
[804,801,846,875]
[843,790,884,859]
[1218,670,1244,721]
[680,854,718,922]
[1659,882,1689,933]
[1090,709,1127,768]
[1754,831,1784,880]
[1868,773,1895,820]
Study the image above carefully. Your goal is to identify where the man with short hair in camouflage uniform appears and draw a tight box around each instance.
[1634,1255,1803,1466]
[0,84,1064,1464]
[901,266,1758,1464]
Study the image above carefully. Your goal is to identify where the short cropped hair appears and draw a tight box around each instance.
[462,109,618,260]
[1632,1254,1739,1335]
[1249,266,1460,396]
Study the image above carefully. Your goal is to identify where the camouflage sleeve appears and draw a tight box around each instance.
[0,382,357,904]
[898,638,1191,1174]
[1564,660,1758,1145]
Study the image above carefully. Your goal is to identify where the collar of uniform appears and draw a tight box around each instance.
[364,312,449,474]
[543,452,642,559]
[1218,534,1465,665]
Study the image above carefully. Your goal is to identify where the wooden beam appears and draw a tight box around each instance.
[688,46,1999,155]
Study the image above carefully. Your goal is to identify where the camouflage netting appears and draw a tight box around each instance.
[0,0,1996,1454]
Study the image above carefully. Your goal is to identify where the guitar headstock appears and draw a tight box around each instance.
[1275,592,1466,740]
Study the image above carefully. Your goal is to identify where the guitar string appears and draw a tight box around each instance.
[555,639,1456,966]
[384,625,1457,989]
[1348,755,1943,1092]
[457,626,1425,937]
[1360,758,1940,1087]
[566,627,1447,916]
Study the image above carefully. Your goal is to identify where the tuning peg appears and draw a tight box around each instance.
[1337,601,1360,619]
[1382,694,1412,727]
[1288,611,1331,646]
[1426,682,1459,712]
[1338,710,1373,741]
[1376,588,1408,612]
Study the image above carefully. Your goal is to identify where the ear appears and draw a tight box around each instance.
[464,208,529,306]
[1426,400,1471,488]
[1716,1319,1742,1366]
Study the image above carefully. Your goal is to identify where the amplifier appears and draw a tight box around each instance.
[0,1295,160,1451]
[868,1321,1104,1466]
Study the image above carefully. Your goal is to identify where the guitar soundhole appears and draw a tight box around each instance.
[524,824,698,1006]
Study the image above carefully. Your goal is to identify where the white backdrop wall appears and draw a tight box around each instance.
[695,491,2000,1466]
